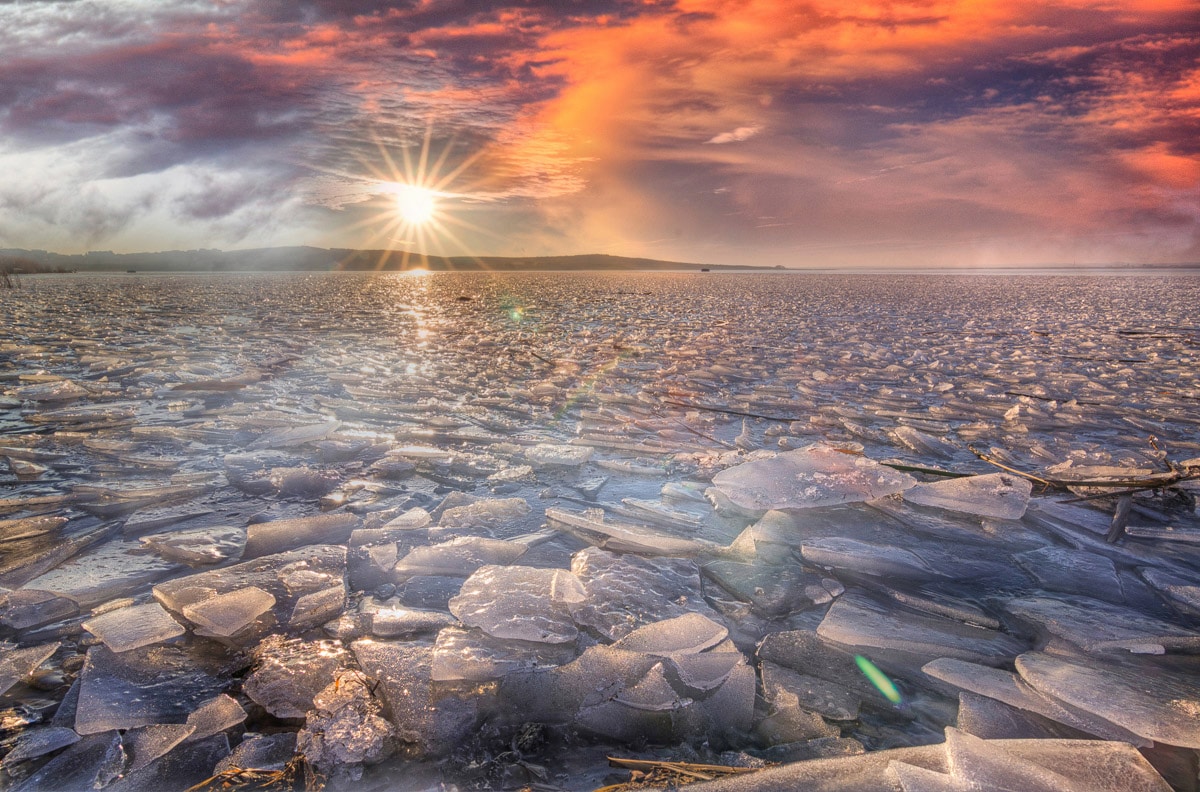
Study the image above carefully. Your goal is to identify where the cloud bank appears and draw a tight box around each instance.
[0,0,1196,266]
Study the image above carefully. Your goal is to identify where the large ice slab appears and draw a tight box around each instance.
[185,694,246,741]
[545,507,722,556]
[801,537,943,580]
[449,565,583,644]
[703,559,835,615]
[243,636,348,719]
[82,602,185,653]
[124,723,196,772]
[709,446,916,514]
[680,733,1171,792]
[610,613,728,655]
[761,660,861,721]
[140,525,246,566]
[525,443,593,468]
[817,593,1024,665]
[902,473,1032,520]
[9,732,125,792]
[153,544,345,631]
[181,586,277,639]
[393,536,527,579]
[369,605,456,638]
[1141,567,1200,617]
[0,642,59,696]
[431,626,577,682]
[921,657,1148,744]
[351,639,478,756]
[569,547,721,641]
[757,630,893,708]
[23,539,182,608]
[1012,546,1123,603]
[1004,594,1200,653]
[936,727,1170,792]
[243,513,360,558]
[0,588,79,630]
[1015,651,1200,749]
[74,645,226,735]
[437,497,531,531]
[0,725,81,765]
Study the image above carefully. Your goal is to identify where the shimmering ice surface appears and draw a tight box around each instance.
[2,271,1199,790]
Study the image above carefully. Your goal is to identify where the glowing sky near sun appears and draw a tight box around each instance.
[0,0,1196,267]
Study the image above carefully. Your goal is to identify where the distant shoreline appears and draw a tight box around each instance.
[3,246,1198,274]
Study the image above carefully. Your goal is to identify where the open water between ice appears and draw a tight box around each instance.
[1,271,1199,791]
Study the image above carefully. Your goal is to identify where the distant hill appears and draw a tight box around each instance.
[0,247,776,273]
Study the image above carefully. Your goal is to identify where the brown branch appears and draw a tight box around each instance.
[967,446,1056,488]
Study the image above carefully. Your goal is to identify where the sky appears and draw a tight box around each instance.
[0,0,1197,268]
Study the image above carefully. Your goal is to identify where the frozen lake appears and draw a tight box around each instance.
[2,271,1199,791]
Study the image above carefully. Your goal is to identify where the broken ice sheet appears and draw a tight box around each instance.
[22,539,182,608]
[7,731,125,792]
[437,497,531,532]
[184,693,246,741]
[351,639,478,756]
[214,733,296,774]
[0,725,81,765]
[935,727,1169,792]
[1015,651,1200,750]
[248,418,340,449]
[1004,594,1200,653]
[609,613,728,655]
[182,586,276,638]
[1141,568,1200,617]
[525,443,593,468]
[368,604,455,638]
[124,723,195,772]
[139,524,246,566]
[242,512,359,559]
[82,601,185,653]
[289,585,346,630]
[0,642,59,696]
[545,507,723,557]
[0,589,79,631]
[902,473,1033,520]
[379,506,432,531]
[431,626,577,682]
[817,593,1024,666]
[709,445,916,515]
[243,636,348,719]
[153,544,345,625]
[393,536,527,579]
[921,657,1149,745]
[74,645,226,735]
[761,661,861,721]
[1012,546,1124,603]
[449,565,582,644]
[702,559,835,616]
[801,537,944,581]
[569,547,721,641]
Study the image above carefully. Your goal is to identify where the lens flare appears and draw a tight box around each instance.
[855,654,903,705]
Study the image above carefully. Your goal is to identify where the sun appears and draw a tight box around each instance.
[316,125,496,271]
[392,183,438,226]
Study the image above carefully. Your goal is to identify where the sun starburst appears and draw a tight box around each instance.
[319,126,496,271]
